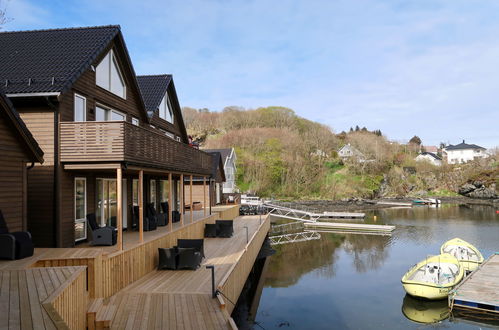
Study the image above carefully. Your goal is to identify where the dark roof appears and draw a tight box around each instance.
[445,141,485,151]
[0,25,121,94]
[136,74,172,115]
[207,152,226,182]
[420,152,442,160]
[204,148,232,165]
[0,88,44,162]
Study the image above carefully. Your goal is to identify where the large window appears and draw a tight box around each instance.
[74,178,87,242]
[158,92,174,123]
[132,179,139,206]
[95,104,125,121]
[159,180,169,204]
[74,94,86,122]
[96,50,126,98]
[150,179,157,209]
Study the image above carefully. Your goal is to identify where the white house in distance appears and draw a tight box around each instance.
[415,152,442,166]
[204,148,238,193]
[443,140,488,164]
[338,143,365,161]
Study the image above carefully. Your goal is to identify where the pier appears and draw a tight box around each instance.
[265,203,365,222]
[303,222,395,233]
[449,253,499,315]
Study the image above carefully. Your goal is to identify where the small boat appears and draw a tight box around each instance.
[440,238,484,272]
[401,253,464,300]
[412,199,441,206]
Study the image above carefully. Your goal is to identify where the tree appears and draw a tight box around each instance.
[409,135,422,145]
[355,125,360,132]
[0,0,11,29]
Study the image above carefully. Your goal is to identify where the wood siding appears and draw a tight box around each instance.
[0,111,32,232]
[184,182,215,207]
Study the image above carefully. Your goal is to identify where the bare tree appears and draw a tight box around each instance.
[0,0,12,29]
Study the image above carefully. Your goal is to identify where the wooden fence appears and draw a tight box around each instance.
[42,267,88,330]
[212,205,240,221]
[217,215,270,314]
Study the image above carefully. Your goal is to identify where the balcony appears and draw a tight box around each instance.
[60,121,212,175]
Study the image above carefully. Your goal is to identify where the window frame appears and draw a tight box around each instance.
[95,103,126,122]
[95,49,127,99]
[132,117,139,126]
[74,93,87,122]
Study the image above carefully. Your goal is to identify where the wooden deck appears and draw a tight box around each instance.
[0,266,87,330]
[450,253,499,314]
[105,215,270,329]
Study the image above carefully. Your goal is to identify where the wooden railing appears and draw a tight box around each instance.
[217,215,270,314]
[60,121,212,174]
[42,266,88,330]
[211,205,241,220]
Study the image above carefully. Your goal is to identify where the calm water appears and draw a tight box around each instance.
[254,205,499,329]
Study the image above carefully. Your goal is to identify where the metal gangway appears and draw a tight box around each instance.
[269,231,321,245]
[264,203,322,222]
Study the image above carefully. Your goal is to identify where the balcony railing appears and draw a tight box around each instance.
[60,121,212,175]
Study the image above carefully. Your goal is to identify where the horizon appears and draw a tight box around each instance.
[2,0,498,148]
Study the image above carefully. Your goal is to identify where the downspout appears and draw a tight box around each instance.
[27,162,35,170]
[45,96,61,248]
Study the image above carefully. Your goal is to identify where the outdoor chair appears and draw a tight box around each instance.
[160,202,170,224]
[148,203,167,227]
[133,206,157,231]
[177,238,205,258]
[216,220,234,238]
[0,210,34,260]
[172,210,181,223]
[177,248,202,270]
[86,213,117,246]
[158,247,178,270]
[204,224,217,238]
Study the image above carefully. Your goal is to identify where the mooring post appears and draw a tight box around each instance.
[206,265,216,298]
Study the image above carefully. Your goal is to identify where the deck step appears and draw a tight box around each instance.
[87,298,103,330]
[95,304,117,330]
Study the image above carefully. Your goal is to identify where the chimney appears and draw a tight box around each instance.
[462,139,465,144]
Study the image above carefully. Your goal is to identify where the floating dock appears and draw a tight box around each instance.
[449,253,499,314]
[318,211,366,219]
[265,203,365,222]
[303,222,395,233]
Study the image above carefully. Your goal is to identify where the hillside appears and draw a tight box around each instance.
[183,106,498,200]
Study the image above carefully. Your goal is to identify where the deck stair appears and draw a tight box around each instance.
[87,298,117,330]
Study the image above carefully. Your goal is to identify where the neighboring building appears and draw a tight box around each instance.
[443,140,488,164]
[422,145,439,153]
[415,152,442,166]
[0,90,44,233]
[338,143,365,161]
[185,151,226,207]
[0,26,213,247]
[204,148,237,193]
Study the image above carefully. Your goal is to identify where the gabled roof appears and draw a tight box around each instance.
[0,25,120,94]
[445,141,485,151]
[0,88,44,163]
[136,74,188,142]
[136,74,172,115]
[418,152,442,160]
[204,148,232,166]
[207,152,226,182]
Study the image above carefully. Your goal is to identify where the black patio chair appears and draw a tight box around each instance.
[86,213,117,246]
[158,247,178,270]
[133,206,157,231]
[148,203,167,227]
[160,202,170,224]
[216,220,234,238]
[0,210,34,260]
[204,224,217,238]
[177,239,205,258]
[172,210,181,223]
[177,248,202,270]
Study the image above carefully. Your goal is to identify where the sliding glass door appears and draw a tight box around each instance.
[96,178,127,229]
[74,178,87,242]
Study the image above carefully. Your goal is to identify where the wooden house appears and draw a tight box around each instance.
[185,151,226,207]
[0,89,44,233]
[204,148,237,194]
[0,26,213,248]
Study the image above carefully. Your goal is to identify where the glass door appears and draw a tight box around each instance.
[96,178,127,228]
[74,178,87,242]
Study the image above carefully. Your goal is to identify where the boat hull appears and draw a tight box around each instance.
[440,238,484,272]
[402,282,452,300]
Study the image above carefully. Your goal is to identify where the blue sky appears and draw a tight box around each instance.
[3,0,499,147]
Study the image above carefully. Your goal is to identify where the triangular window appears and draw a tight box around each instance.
[96,50,126,98]
[158,92,174,123]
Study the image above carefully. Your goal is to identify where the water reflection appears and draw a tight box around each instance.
[401,295,449,324]
[342,234,392,273]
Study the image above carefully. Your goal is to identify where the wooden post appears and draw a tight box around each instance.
[190,175,193,223]
[138,170,144,243]
[168,173,173,232]
[117,168,123,251]
[180,174,184,225]
[203,176,207,217]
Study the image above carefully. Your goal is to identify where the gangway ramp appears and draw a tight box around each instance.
[269,231,321,245]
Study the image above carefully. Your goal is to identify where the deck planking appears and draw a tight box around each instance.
[450,253,499,314]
